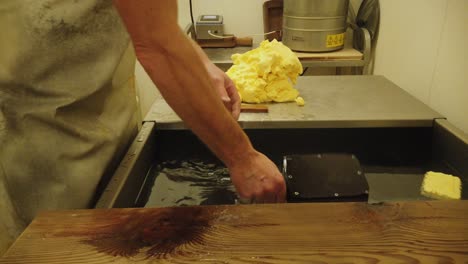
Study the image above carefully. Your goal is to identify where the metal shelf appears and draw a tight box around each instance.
[186,24,372,74]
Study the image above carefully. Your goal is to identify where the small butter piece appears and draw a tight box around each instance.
[421,171,462,200]
[295,97,305,106]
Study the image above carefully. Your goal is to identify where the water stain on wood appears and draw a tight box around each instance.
[344,203,391,230]
[80,207,216,258]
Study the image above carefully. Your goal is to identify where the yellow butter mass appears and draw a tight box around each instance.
[226,40,303,104]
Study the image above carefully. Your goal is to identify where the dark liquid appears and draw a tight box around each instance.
[145,160,237,208]
[143,159,463,207]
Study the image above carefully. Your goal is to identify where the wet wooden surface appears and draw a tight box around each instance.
[2,201,468,263]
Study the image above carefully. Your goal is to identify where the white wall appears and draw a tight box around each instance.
[428,0,468,134]
[374,0,467,133]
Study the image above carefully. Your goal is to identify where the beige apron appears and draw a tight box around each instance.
[0,0,138,254]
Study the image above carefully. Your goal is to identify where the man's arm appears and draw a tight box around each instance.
[113,0,285,203]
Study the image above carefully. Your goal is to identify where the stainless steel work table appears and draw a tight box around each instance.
[144,75,443,129]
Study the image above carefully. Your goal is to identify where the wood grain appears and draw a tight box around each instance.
[2,201,468,263]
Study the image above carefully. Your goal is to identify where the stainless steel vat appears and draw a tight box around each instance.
[94,76,468,208]
[283,0,349,52]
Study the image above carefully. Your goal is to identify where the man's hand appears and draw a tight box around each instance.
[229,150,286,203]
[189,39,241,120]
[204,63,241,120]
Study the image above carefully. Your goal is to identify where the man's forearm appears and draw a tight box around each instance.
[141,32,252,166]
[189,38,210,64]
[114,0,254,167]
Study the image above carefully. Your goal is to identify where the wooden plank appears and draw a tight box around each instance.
[241,103,269,113]
[197,36,253,48]
[296,48,363,60]
[2,201,468,263]
[197,37,236,48]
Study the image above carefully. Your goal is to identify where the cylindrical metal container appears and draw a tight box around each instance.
[283,0,349,52]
